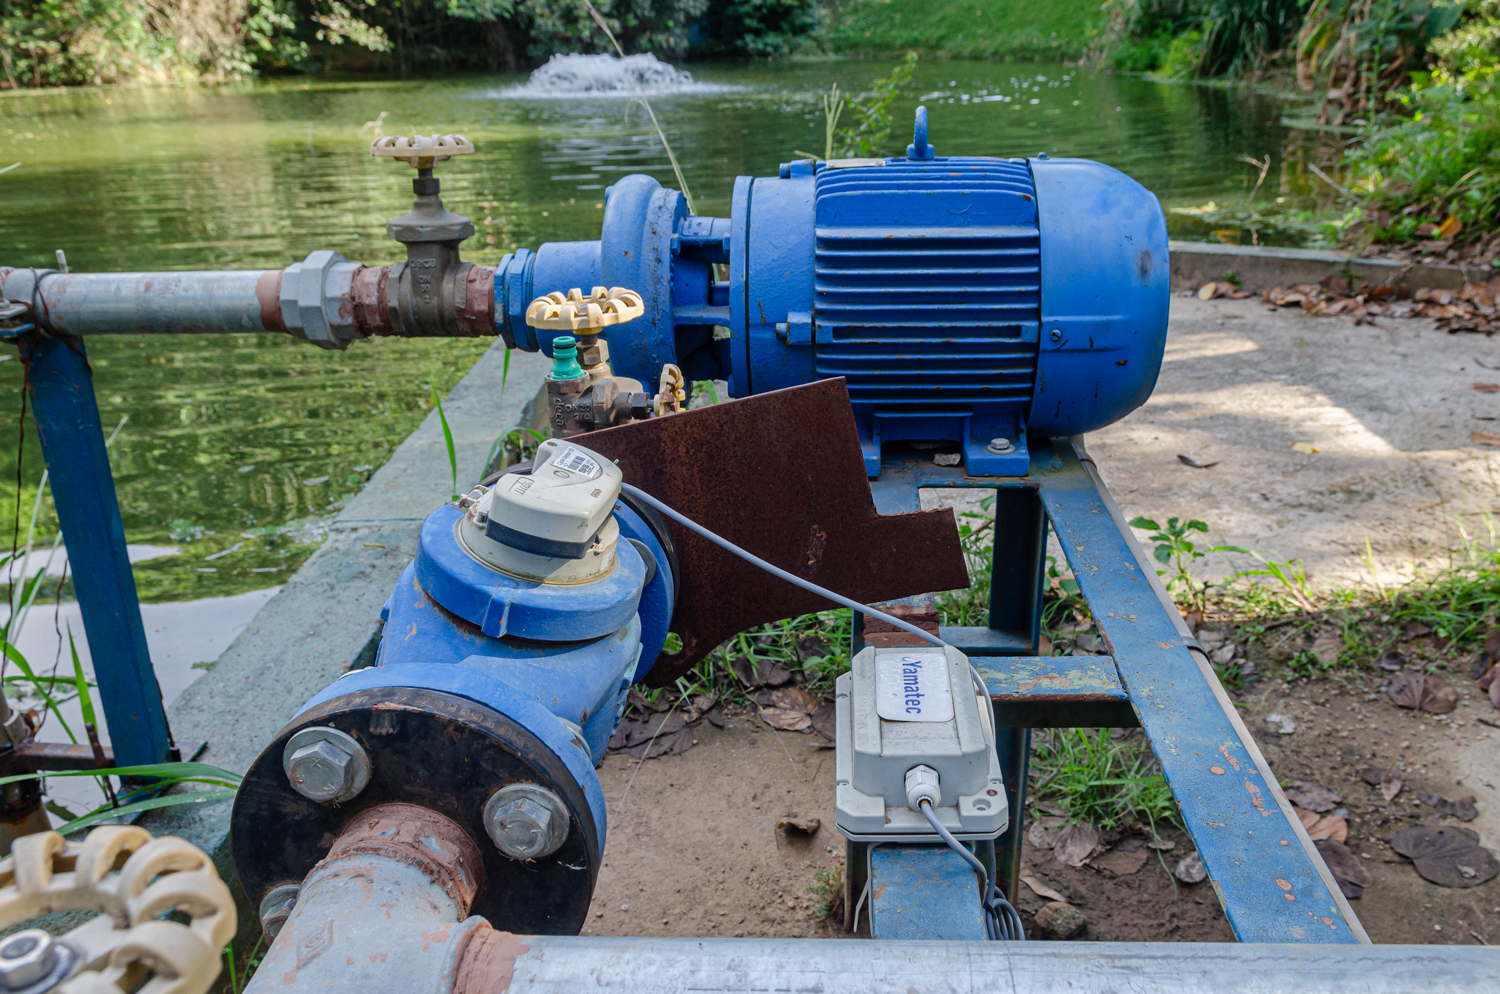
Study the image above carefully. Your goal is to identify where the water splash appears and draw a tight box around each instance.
[497,53,728,98]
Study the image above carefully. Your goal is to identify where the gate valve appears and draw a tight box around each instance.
[527,287,651,437]
[371,134,478,336]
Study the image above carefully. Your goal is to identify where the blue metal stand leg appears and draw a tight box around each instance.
[18,331,172,766]
[988,486,1046,903]
[993,726,1030,904]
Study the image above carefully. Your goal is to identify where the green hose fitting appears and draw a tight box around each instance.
[549,336,586,380]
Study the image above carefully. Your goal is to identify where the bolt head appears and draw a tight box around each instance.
[288,740,354,802]
[484,783,569,860]
[0,930,55,989]
[986,437,1014,455]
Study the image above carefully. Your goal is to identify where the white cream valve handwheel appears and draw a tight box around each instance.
[525,287,645,331]
[369,134,475,169]
[0,826,236,994]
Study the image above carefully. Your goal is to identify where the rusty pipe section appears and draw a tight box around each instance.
[0,257,496,349]
[244,803,487,994]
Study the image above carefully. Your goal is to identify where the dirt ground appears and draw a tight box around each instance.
[584,300,1500,943]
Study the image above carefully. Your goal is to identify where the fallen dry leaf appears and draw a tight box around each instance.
[809,701,836,741]
[1471,382,1500,393]
[1091,847,1150,876]
[1020,873,1068,903]
[1197,282,1218,300]
[1052,822,1102,868]
[1384,669,1459,714]
[1472,431,1500,446]
[1294,805,1349,843]
[1315,838,1373,899]
[1026,815,1069,851]
[1415,792,1480,822]
[1359,767,1405,802]
[1437,214,1464,240]
[1390,825,1500,888]
[1175,850,1207,884]
[1291,441,1319,454]
[770,686,820,714]
[1310,633,1341,667]
[607,711,694,759]
[1284,781,1341,813]
[760,707,812,731]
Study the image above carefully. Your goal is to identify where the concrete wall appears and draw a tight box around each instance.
[1169,241,1488,292]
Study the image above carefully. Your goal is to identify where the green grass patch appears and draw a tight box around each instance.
[823,0,1107,60]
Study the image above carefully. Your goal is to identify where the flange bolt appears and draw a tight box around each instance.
[258,883,302,941]
[986,437,1015,455]
[0,929,64,991]
[282,727,371,803]
[483,783,570,859]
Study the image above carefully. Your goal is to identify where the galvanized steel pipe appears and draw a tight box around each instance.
[0,267,283,336]
[449,935,1491,994]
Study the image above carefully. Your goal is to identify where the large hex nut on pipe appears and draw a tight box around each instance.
[279,249,365,350]
[0,826,236,994]
[483,783,570,860]
[282,726,371,803]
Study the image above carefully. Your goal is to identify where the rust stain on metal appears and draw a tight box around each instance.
[863,594,939,648]
[1275,878,1292,890]
[453,926,533,994]
[583,378,969,685]
[352,266,394,336]
[421,924,453,952]
[1217,743,1242,771]
[1245,780,1270,815]
[256,270,286,332]
[1210,766,1226,775]
[456,265,496,336]
[318,802,484,914]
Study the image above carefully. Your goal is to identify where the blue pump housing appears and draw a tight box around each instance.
[492,109,1169,477]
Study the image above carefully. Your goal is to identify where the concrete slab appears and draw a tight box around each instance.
[1169,241,1487,292]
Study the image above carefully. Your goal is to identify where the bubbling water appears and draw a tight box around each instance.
[497,53,724,97]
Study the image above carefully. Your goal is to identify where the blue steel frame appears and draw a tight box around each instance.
[0,325,174,767]
[858,437,1366,944]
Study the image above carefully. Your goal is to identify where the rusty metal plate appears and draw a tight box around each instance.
[583,378,970,686]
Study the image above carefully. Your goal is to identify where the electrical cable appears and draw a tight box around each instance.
[621,481,1024,939]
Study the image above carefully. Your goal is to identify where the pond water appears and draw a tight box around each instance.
[0,58,1334,781]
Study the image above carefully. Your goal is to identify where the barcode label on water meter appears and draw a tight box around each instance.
[875,652,953,722]
[553,445,601,478]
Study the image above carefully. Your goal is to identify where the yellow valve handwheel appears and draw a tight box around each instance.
[526,287,644,332]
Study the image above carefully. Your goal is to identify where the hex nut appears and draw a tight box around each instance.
[483,783,570,860]
[0,929,62,990]
[258,883,302,941]
[281,726,371,803]
[986,437,1015,455]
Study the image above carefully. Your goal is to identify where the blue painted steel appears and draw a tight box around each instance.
[496,248,538,350]
[377,560,640,761]
[1030,439,1361,943]
[600,175,688,385]
[612,501,674,683]
[13,330,173,766]
[976,655,1137,729]
[868,845,986,940]
[906,105,935,160]
[532,242,602,357]
[1028,157,1169,436]
[297,661,609,854]
[412,504,646,641]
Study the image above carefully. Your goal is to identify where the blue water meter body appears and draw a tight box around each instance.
[492,109,1169,475]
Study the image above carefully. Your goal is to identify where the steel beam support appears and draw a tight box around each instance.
[15,330,173,766]
[1031,437,1365,943]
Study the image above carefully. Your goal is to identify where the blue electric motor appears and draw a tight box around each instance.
[493,107,1169,475]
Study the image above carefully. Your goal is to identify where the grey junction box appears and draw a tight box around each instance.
[835,645,1008,842]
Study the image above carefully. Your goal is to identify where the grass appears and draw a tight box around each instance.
[1030,728,1180,832]
[823,0,1107,60]
[808,864,845,918]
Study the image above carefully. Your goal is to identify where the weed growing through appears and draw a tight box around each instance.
[808,864,845,919]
